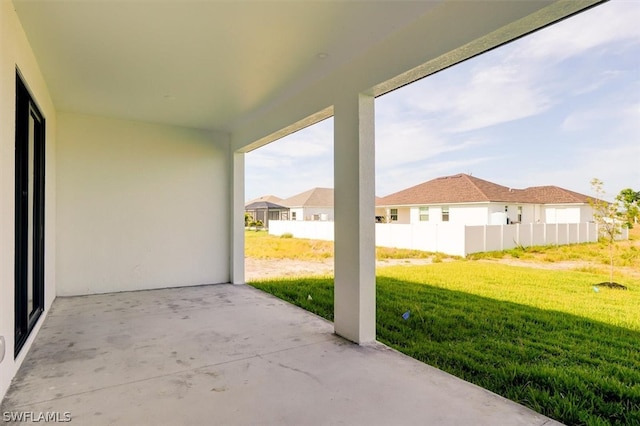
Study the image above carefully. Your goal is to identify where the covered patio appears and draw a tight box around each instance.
[1,0,604,419]
[1,284,559,425]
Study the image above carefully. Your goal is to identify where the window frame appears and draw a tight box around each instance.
[442,207,450,222]
[419,206,429,222]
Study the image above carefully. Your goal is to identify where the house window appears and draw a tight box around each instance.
[390,209,398,222]
[517,206,523,223]
[291,212,297,220]
[419,207,429,221]
[442,207,449,222]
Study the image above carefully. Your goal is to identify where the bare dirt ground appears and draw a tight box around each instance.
[246,257,640,281]
[245,258,334,280]
[245,258,435,281]
[480,259,640,279]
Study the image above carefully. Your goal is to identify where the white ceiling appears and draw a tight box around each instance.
[13,0,601,147]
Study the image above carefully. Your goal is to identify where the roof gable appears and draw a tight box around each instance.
[245,195,283,205]
[377,174,518,205]
[281,187,334,208]
[521,186,593,204]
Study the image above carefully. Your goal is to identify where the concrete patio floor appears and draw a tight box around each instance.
[1,283,562,425]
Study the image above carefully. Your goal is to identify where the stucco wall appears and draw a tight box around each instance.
[289,207,303,221]
[580,205,594,222]
[288,207,334,221]
[449,205,489,225]
[298,207,334,221]
[0,0,57,403]
[545,206,583,224]
[56,113,230,295]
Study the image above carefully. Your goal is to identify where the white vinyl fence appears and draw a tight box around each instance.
[267,220,628,257]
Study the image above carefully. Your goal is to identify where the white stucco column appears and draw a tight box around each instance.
[333,93,376,344]
[230,151,245,284]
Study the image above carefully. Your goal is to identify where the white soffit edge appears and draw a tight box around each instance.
[12,0,603,150]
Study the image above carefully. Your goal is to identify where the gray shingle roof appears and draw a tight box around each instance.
[245,195,283,206]
[245,201,288,210]
[280,187,334,208]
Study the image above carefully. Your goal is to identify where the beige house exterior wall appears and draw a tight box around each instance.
[0,0,58,400]
[56,113,230,295]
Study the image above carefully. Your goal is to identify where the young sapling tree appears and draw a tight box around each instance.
[590,178,625,289]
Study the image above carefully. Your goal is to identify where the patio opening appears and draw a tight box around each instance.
[244,118,335,281]
[249,1,640,424]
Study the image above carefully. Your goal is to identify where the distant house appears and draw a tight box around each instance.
[376,174,594,225]
[280,187,334,221]
[244,198,289,228]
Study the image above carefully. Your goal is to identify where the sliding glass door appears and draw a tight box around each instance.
[14,72,46,356]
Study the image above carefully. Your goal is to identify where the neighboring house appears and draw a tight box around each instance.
[244,200,289,228]
[280,188,334,221]
[376,174,594,226]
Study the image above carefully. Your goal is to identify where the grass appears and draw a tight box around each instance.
[247,227,640,424]
[245,230,333,260]
[245,230,456,261]
[467,227,640,274]
[251,265,640,425]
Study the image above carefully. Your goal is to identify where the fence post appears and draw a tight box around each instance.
[530,223,534,247]
[435,223,438,253]
[483,225,487,252]
[577,223,581,243]
[462,224,467,256]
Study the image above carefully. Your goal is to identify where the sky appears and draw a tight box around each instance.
[245,1,640,203]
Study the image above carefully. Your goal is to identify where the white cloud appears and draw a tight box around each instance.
[376,156,500,196]
[515,1,640,64]
[375,120,443,168]
[561,109,603,132]
[377,2,640,135]
[570,69,624,96]
[529,140,640,197]
[245,1,639,202]
[245,119,334,200]
[376,44,554,134]
[447,63,552,132]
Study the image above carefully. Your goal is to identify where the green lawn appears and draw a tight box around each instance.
[250,263,640,426]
